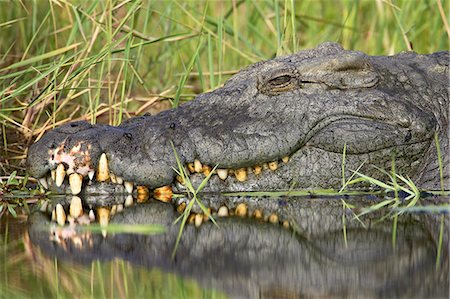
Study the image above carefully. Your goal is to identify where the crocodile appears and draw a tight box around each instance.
[26,42,449,196]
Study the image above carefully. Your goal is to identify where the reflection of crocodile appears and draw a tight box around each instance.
[26,42,449,196]
[28,196,449,298]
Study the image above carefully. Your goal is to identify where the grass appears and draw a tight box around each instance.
[1,0,449,176]
[0,1,448,290]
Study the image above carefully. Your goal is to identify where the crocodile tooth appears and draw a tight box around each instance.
[194,214,203,227]
[282,221,290,229]
[235,203,248,217]
[282,156,289,163]
[268,161,278,171]
[66,168,74,175]
[124,195,133,207]
[194,159,202,173]
[111,205,117,216]
[124,181,134,193]
[137,185,149,195]
[110,173,117,184]
[116,176,123,185]
[253,209,263,220]
[252,165,262,175]
[176,175,185,185]
[235,168,247,182]
[153,185,172,203]
[97,207,110,237]
[217,206,229,217]
[69,173,82,195]
[202,165,212,176]
[51,169,56,181]
[268,214,279,224]
[187,213,196,224]
[56,203,66,226]
[55,164,66,187]
[177,202,186,213]
[51,209,56,222]
[89,209,95,221]
[137,192,149,203]
[96,153,110,182]
[69,196,83,218]
[88,170,95,181]
[117,204,123,213]
[217,169,228,180]
[40,201,48,212]
[39,177,48,189]
[187,163,195,173]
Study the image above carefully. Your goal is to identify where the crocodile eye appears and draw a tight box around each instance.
[268,75,292,87]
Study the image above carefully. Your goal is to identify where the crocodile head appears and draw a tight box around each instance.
[27,42,447,196]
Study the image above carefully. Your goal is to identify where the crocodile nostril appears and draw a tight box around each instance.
[70,123,78,127]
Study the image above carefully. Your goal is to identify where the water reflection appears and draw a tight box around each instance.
[2,194,450,298]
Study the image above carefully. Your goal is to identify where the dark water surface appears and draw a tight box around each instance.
[1,194,449,299]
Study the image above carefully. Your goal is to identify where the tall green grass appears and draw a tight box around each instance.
[0,0,448,175]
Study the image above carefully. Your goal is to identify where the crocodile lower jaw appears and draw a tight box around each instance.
[38,148,292,199]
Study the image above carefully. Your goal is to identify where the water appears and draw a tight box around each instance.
[1,195,449,299]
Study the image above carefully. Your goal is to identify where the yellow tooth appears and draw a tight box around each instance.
[187,213,196,224]
[39,177,48,189]
[69,173,82,195]
[89,209,95,221]
[202,165,212,176]
[88,170,95,181]
[51,208,56,222]
[252,165,262,175]
[116,176,123,185]
[117,204,124,213]
[217,169,228,180]
[111,205,117,216]
[268,161,278,171]
[187,163,195,173]
[51,169,56,181]
[194,159,202,173]
[55,164,66,187]
[194,214,203,227]
[97,207,110,237]
[176,175,185,185]
[235,203,248,217]
[56,203,66,226]
[217,206,229,217]
[136,193,149,203]
[69,196,83,218]
[235,168,247,182]
[110,173,117,184]
[124,181,134,193]
[282,156,289,163]
[268,214,279,224]
[96,153,110,182]
[177,202,186,214]
[253,209,263,220]
[153,185,172,203]
[40,200,48,212]
[124,195,133,207]
[137,185,149,195]
[282,220,290,229]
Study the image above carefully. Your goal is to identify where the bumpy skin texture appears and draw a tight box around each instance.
[27,42,449,192]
